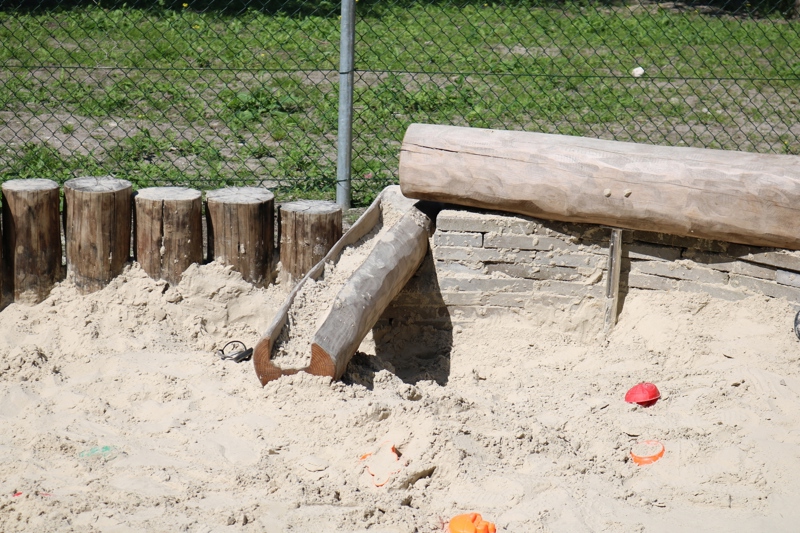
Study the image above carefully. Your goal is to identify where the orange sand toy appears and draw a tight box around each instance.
[630,440,665,466]
[360,442,403,487]
[449,513,497,533]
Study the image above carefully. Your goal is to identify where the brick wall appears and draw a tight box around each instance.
[385,208,800,325]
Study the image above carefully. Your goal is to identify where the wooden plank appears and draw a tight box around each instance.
[308,208,431,380]
[1,179,62,303]
[400,124,800,250]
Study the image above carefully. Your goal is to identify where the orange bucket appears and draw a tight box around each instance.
[449,512,496,533]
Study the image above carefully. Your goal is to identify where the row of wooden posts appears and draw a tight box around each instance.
[0,176,343,306]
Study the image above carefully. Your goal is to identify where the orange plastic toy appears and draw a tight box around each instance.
[630,440,665,466]
[449,512,497,533]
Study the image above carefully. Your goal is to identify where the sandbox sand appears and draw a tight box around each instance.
[3,257,800,532]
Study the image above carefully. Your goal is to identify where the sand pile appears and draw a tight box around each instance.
[0,261,285,383]
[2,253,800,531]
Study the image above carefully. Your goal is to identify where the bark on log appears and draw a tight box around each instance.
[279,200,342,284]
[135,187,202,284]
[64,176,132,294]
[308,208,431,380]
[400,124,800,250]
[253,189,386,386]
[206,187,274,287]
[1,179,62,304]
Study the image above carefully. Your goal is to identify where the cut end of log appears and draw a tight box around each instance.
[280,200,341,215]
[206,187,274,205]
[1,178,59,192]
[136,187,201,202]
[65,176,132,193]
[308,343,337,379]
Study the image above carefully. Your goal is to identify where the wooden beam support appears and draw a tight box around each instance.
[604,228,623,331]
[400,124,800,250]
[135,187,202,284]
[64,176,133,294]
[1,179,62,303]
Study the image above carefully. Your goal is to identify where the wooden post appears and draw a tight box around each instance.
[279,200,342,284]
[206,187,274,287]
[1,179,62,304]
[309,208,431,380]
[135,187,202,284]
[604,228,623,332]
[64,176,132,294]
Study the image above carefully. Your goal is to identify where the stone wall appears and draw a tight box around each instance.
[384,207,800,325]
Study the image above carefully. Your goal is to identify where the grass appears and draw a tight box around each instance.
[1,2,799,205]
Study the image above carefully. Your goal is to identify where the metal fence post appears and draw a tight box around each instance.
[336,0,356,209]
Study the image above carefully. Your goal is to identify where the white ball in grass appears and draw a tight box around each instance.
[631,67,645,78]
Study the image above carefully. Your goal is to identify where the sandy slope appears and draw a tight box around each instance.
[2,260,800,532]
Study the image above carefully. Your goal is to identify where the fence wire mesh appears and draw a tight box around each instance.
[1,1,799,205]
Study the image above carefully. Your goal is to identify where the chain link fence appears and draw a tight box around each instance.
[2,1,799,205]
[0,0,342,198]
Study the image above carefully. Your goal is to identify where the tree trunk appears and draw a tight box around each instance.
[400,124,800,250]
[308,208,431,380]
[279,200,342,284]
[1,179,62,304]
[206,187,274,287]
[64,176,132,294]
[135,187,202,284]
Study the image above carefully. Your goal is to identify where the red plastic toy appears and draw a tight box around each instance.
[624,382,660,407]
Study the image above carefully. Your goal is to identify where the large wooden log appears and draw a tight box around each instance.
[64,176,132,294]
[253,189,387,386]
[308,208,431,380]
[400,124,800,250]
[135,187,202,284]
[279,200,342,284]
[1,179,62,304]
[206,187,274,287]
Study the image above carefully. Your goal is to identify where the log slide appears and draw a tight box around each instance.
[308,207,431,380]
[254,187,430,385]
[399,124,800,250]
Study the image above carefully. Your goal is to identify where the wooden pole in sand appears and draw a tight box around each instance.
[279,200,342,284]
[135,187,202,284]
[604,228,623,332]
[64,176,132,294]
[206,187,274,287]
[1,179,62,304]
